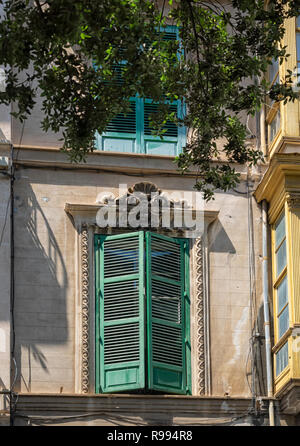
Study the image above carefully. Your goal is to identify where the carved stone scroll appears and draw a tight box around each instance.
[195,237,205,395]
[81,225,90,393]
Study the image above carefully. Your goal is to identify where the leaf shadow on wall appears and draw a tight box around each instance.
[13,180,68,393]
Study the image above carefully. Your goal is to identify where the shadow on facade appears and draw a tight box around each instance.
[208,219,236,254]
[13,179,68,392]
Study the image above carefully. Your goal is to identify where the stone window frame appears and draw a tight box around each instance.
[65,191,218,396]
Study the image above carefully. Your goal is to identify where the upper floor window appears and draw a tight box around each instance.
[267,57,281,145]
[269,58,279,88]
[296,16,300,74]
[95,26,186,156]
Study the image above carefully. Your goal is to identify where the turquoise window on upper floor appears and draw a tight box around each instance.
[95,26,186,156]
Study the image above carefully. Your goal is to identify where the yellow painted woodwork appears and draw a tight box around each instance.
[255,153,300,395]
[274,337,292,396]
[281,17,299,138]
[288,206,300,324]
[266,17,300,159]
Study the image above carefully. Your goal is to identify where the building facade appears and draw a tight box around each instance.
[0,12,300,427]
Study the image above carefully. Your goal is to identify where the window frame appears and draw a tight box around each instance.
[296,16,300,89]
[272,210,290,377]
[95,25,186,156]
[266,57,281,145]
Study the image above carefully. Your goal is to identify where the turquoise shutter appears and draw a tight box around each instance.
[95,232,145,393]
[96,97,138,153]
[96,26,185,155]
[96,60,138,152]
[146,232,190,394]
[143,26,186,156]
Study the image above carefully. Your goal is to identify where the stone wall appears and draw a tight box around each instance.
[3,148,264,399]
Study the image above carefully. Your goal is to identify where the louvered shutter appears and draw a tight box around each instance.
[95,232,145,393]
[143,26,185,156]
[146,232,189,394]
[96,97,138,153]
[96,26,185,155]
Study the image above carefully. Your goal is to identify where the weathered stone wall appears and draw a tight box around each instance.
[0,159,11,391]
[5,149,264,398]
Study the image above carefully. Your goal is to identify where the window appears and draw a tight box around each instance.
[267,58,281,144]
[269,108,281,143]
[276,341,289,376]
[94,231,191,394]
[296,16,300,82]
[273,212,290,376]
[95,26,186,156]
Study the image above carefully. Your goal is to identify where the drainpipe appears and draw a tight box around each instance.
[262,199,275,426]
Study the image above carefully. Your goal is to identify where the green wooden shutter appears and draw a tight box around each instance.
[95,232,145,393]
[146,232,190,394]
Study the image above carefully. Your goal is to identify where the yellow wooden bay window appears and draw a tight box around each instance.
[255,156,300,407]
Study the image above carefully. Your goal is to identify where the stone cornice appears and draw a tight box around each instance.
[0,144,251,179]
[65,202,219,230]
[254,153,300,222]
[15,393,272,416]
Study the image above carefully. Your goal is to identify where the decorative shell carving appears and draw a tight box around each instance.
[128,181,161,198]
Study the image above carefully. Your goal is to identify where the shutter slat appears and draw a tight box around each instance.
[106,101,136,134]
[144,103,178,138]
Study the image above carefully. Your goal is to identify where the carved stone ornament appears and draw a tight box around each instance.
[286,192,300,210]
[128,181,161,199]
[195,237,205,395]
[81,225,90,393]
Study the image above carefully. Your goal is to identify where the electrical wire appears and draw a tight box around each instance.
[14,410,257,426]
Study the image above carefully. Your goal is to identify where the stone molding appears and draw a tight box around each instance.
[81,225,90,394]
[16,393,267,416]
[195,237,205,395]
[72,188,218,396]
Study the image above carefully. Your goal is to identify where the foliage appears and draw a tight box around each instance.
[0,0,300,199]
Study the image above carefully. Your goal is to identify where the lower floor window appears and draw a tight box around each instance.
[276,341,289,376]
[94,231,191,394]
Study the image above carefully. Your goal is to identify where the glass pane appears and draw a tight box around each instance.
[297,33,300,62]
[277,275,288,313]
[269,58,279,83]
[269,110,281,142]
[276,239,286,276]
[278,306,289,338]
[276,342,288,376]
[297,16,300,28]
[275,213,285,248]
